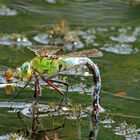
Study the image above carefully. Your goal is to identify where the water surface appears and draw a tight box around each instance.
[0,0,140,139]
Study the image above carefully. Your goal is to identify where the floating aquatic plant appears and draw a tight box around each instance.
[100,43,139,55]
[0,33,32,46]
[0,3,17,16]
[33,21,84,50]
[76,25,140,54]
[114,121,140,139]
[0,133,27,140]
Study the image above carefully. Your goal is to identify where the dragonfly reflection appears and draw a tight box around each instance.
[88,114,99,140]
[17,111,66,140]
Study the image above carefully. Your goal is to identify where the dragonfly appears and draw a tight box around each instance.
[4,45,103,122]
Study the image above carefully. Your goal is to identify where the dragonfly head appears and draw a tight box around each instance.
[16,62,32,81]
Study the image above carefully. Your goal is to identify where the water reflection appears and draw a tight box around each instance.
[23,113,66,140]
[0,98,102,140]
[0,112,66,140]
[0,108,100,140]
[89,115,99,140]
[0,101,139,140]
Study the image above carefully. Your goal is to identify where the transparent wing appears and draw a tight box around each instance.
[27,45,63,56]
[61,49,103,58]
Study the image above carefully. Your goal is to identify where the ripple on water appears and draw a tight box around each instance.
[12,0,131,26]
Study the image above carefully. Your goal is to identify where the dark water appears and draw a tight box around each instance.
[0,0,140,139]
[0,0,140,33]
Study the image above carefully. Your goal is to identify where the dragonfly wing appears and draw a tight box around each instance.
[62,49,103,58]
[27,45,63,56]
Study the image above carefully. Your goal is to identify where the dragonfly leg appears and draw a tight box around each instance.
[34,78,42,98]
[42,78,66,107]
[8,77,32,102]
[48,79,69,105]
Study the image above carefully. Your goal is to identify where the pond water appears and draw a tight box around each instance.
[0,0,140,140]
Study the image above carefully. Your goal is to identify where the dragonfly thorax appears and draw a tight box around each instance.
[31,56,62,76]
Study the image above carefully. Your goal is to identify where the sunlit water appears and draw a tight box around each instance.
[0,0,140,139]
